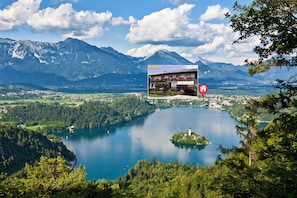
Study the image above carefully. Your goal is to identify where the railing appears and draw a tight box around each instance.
[150,77,195,81]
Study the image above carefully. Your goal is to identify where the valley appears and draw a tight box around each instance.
[0,86,265,131]
[0,37,295,93]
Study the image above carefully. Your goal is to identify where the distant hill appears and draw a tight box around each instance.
[0,82,48,94]
[0,37,296,92]
[0,67,70,86]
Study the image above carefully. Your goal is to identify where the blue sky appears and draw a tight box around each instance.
[0,0,257,65]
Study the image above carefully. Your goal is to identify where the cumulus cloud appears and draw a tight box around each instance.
[111,16,136,26]
[126,20,259,65]
[0,0,112,39]
[126,3,233,49]
[27,3,112,39]
[124,2,257,65]
[0,0,41,30]
[126,4,203,46]
[193,36,225,54]
[200,4,229,21]
[191,23,233,53]
[126,44,175,57]
[126,44,196,63]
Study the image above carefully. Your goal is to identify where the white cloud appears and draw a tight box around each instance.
[126,3,197,46]
[117,3,259,65]
[111,16,136,26]
[200,4,229,21]
[126,44,175,57]
[27,3,112,39]
[193,36,225,54]
[0,0,112,39]
[0,0,41,30]
[191,23,233,54]
[126,3,233,49]
[125,4,261,66]
[126,44,198,63]
[126,27,259,65]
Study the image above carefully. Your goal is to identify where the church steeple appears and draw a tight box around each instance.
[188,127,192,136]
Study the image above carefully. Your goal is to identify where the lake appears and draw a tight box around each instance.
[59,107,241,181]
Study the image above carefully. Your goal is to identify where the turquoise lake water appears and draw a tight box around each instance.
[59,107,241,180]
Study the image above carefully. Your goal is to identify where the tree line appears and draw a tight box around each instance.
[0,156,117,198]
[1,95,155,132]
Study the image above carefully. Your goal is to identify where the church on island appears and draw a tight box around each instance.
[170,127,210,147]
[188,127,192,136]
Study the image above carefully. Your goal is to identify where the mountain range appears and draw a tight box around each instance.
[0,37,295,93]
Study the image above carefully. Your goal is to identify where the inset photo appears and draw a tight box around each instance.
[148,65,198,99]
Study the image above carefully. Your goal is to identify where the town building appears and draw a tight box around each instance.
[148,68,198,96]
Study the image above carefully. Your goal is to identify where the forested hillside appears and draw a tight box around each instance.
[225,102,276,122]
[0,156,119,198]
[1,95,155,132]
[0,125,75,175]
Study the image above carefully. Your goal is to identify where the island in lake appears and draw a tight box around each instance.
[170,128,210,149]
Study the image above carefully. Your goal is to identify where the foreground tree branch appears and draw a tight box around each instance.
[227,0,297,74]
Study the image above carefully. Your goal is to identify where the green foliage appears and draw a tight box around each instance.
[115,158,207,198]
[155,82,163,90]
[216,1,297,195]
[0,125,76,175]
[227,0,297,73]
[212,111,297,197]
[0,156,120,198]
[111,95,154,122]
[171,132,209,145]
[226,101,276,122]
[1,95,155,132]
[254,111,297,196]
[213,78,297,197]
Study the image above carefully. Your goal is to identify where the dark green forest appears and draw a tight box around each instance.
[1,95,155,132]
[0,125,76,175]
[0,156,118,198]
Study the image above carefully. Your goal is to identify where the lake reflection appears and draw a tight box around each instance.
[59,107,241,180]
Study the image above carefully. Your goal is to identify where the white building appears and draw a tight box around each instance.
[188,127,192,136]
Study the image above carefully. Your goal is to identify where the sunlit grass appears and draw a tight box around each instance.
[25,125,49,131]
[0,92,128,109]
